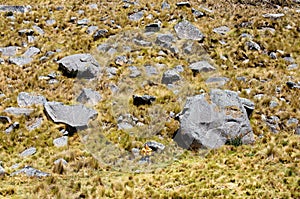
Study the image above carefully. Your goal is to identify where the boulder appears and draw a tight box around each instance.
[17,92,47,107]
[174,20,204,41]
[44,102,98,129]
[57,53,100,79]
[174,89,254,149]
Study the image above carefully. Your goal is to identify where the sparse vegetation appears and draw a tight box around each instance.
[0,0,299,198]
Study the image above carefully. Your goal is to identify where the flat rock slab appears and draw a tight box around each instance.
[174,20,204,41]
[17,92,47,107]
[9,57,33,66]
[0,46,20,56]
[57,53,100,79]
[44,102,98,129]
[174,89,254,150]
[53,136,68,147]
[10,166,50,177]
[0,5,31,13]
[4,107,34,116]
[20,147,36,157]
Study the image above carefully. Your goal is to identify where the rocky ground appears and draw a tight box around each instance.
[0,0,299,198]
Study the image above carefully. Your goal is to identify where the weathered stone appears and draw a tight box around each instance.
[192,8,205,18]
[155,34,176,47]
[0,165,5,175]
[133,38,152,47]
[117,114,138,130]
[46,19,56,25]
[86,25,98,34]
[57,54,100,79]
[93,29,108,41]
[206,76,230,87]
[262,13,284,19]
[246,41,261,51]
[161,1,170,9]
[26,117,43,131]
[189,61,216,75]
[54,158,68,165]
[133,95,156,106]
[145,65,158,76]
[264,115,280,133]
[174,20,204,41]
[161,69,181,85]
[4,107,34,116]
[115,55,128,66]
[9,57,33,66]
[33,25,44,35]
[287,64,298,70]
[44,102,98,129]
[213,26,230,35]
[0,5,31,13]
[11,166,50,177]
[20,147,36,157]
[18,29,34,36]
[128,11,144,21]
[145,23,160,33]
[17,92,46,107]
[5,122,19,134]
[145,141,165,152]
[53,136,68,147]
[128,66,141,78]
[76,88,101,105]
[23,46,40,57]
[0,46,20,56]
[174,89,254,150]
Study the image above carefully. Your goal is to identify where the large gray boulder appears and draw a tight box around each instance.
[44,102,98,129]
[174,89,254,149]
[174,20,205,41]
[57,54,100,79]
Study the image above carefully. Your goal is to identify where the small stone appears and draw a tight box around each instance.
[145,65,158,76]
[9,57,33,66]
[189,61,216,75]
[161,69,181,85]
[133,38,152,47]
[192,8,205,18]
[115,55,128,66]
[10,166,50,177]
[246,41,261,51]
[144,141,165,151]
[270,101,278,108]
[4,107,34,116]
[53,136,68,147]
[5,122,19,134]
[46,19,56,25]
[17,92,47,107]
[128,66,141,78]
[33,25,45,35]
[20,147,36,157]
[0,165,5,175]
[128,11,144,21]
[26,117,43,131]
[213,26,230,35]
[86,26,98,34]
[133,95,156,106]
[77,18,89,25]
[287,64,298,70]
[174,20,205,41]
[269,52,277,59]
[262,13,284,19]
[206,77,229,87]
[76,88,101,105]
[287,118,299,125]
[161,1,170,10]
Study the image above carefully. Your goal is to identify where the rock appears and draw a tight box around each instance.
[213,26,230,35]
[174,89,254,149]
[57,53,100,79]
[145,65,158,76]
[20,147,36,157]
[176,2,191,7]
[264,115,280,133]
[246,41,261,51]
[240,98,255,119]
[5,122,19,134]
[89,3,98,10]
[93,29,108,40]
[174,20,204,41]
[53,136,68,147]
[17,92,47,107]
[46,19,56,25]
[192,8,205,18]
[0,46,20,56]
[206,76,230,87]
[33,25,44,35]
[128,66,141,78]
[0,116,11,124]
[11,166,50,177]
[262,13,284,19]
[26,117,43,131]
[145,23,160,33]
[8,57,33,66]
[284,56,295,63]
[0,165,5,175]
[286,81,300,89]
[269,52,277,59]
[296,126,300,135]
[44,101,98,129]
[18,29,34,36]
[117,114,138,130]
[161,1,170,10]
[76,88,101,106]
[155,34,176,48]
[0,5,31,13]
[287,118,299,125]
[86,25,98,34]
[133,95,156,106]
[23,46,40,57]
[133,38,152,47]
[128,11,144,21]
[269,100,278,108]
[287,64,298,70]
[161,69,181,85]
[4,107,34,116]
[115,55,128,66]
[189,61,216,75]
[54,158,68,165]
[144,141,165,152]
